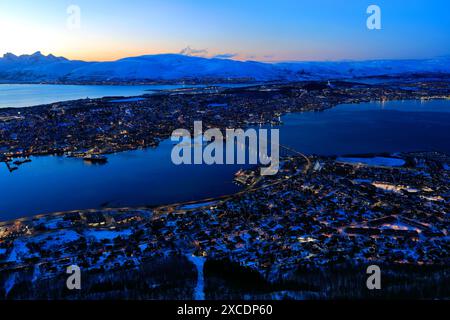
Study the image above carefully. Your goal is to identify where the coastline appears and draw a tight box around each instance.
[1,149,449,299]
[1,86,450,221]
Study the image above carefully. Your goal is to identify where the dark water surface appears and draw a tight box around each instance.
[0,99,449,220]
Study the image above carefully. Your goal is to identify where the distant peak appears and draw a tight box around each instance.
[2,52,18,59]
[0,51,69,62]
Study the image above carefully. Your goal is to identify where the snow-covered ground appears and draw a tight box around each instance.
[4,273,17,296]
[6,229,81,262]
[5,228,134,263]
[84,229,132,241]
[186,254,206,300]
[1,51,449,83]
[32,264,41,283]
[6,239,30,262]
[33,229,80,249]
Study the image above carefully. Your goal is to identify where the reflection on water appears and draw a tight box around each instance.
[0,99,449,220]
[278,99,450,155]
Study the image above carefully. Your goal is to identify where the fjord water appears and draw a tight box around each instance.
[280,99,450,155]
[0,83,249,109]
[1,99,449,220]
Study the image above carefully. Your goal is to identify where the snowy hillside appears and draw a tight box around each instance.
[65,54,283,81]
[0,51,449,83]
[278,58,450,79]
[0,52,89,82]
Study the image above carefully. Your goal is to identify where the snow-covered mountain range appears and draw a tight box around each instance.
[1,51,449,83]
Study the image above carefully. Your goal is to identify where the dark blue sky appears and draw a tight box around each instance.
[1,0,449,61]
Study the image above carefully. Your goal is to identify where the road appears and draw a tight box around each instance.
[153,145,311,215]
[0,145,311,226]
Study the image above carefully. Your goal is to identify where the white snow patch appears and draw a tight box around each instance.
[186,254,206,300]
[32,264,41,283]
[7,239,30,262]
[4,273,17,296]
[33,230,81,249]
[84,229,132,241]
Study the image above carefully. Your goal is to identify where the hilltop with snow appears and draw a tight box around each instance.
[0,51,449,83]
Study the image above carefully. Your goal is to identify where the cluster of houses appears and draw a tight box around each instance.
[1,151,448,289]
[1,80,449,162]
